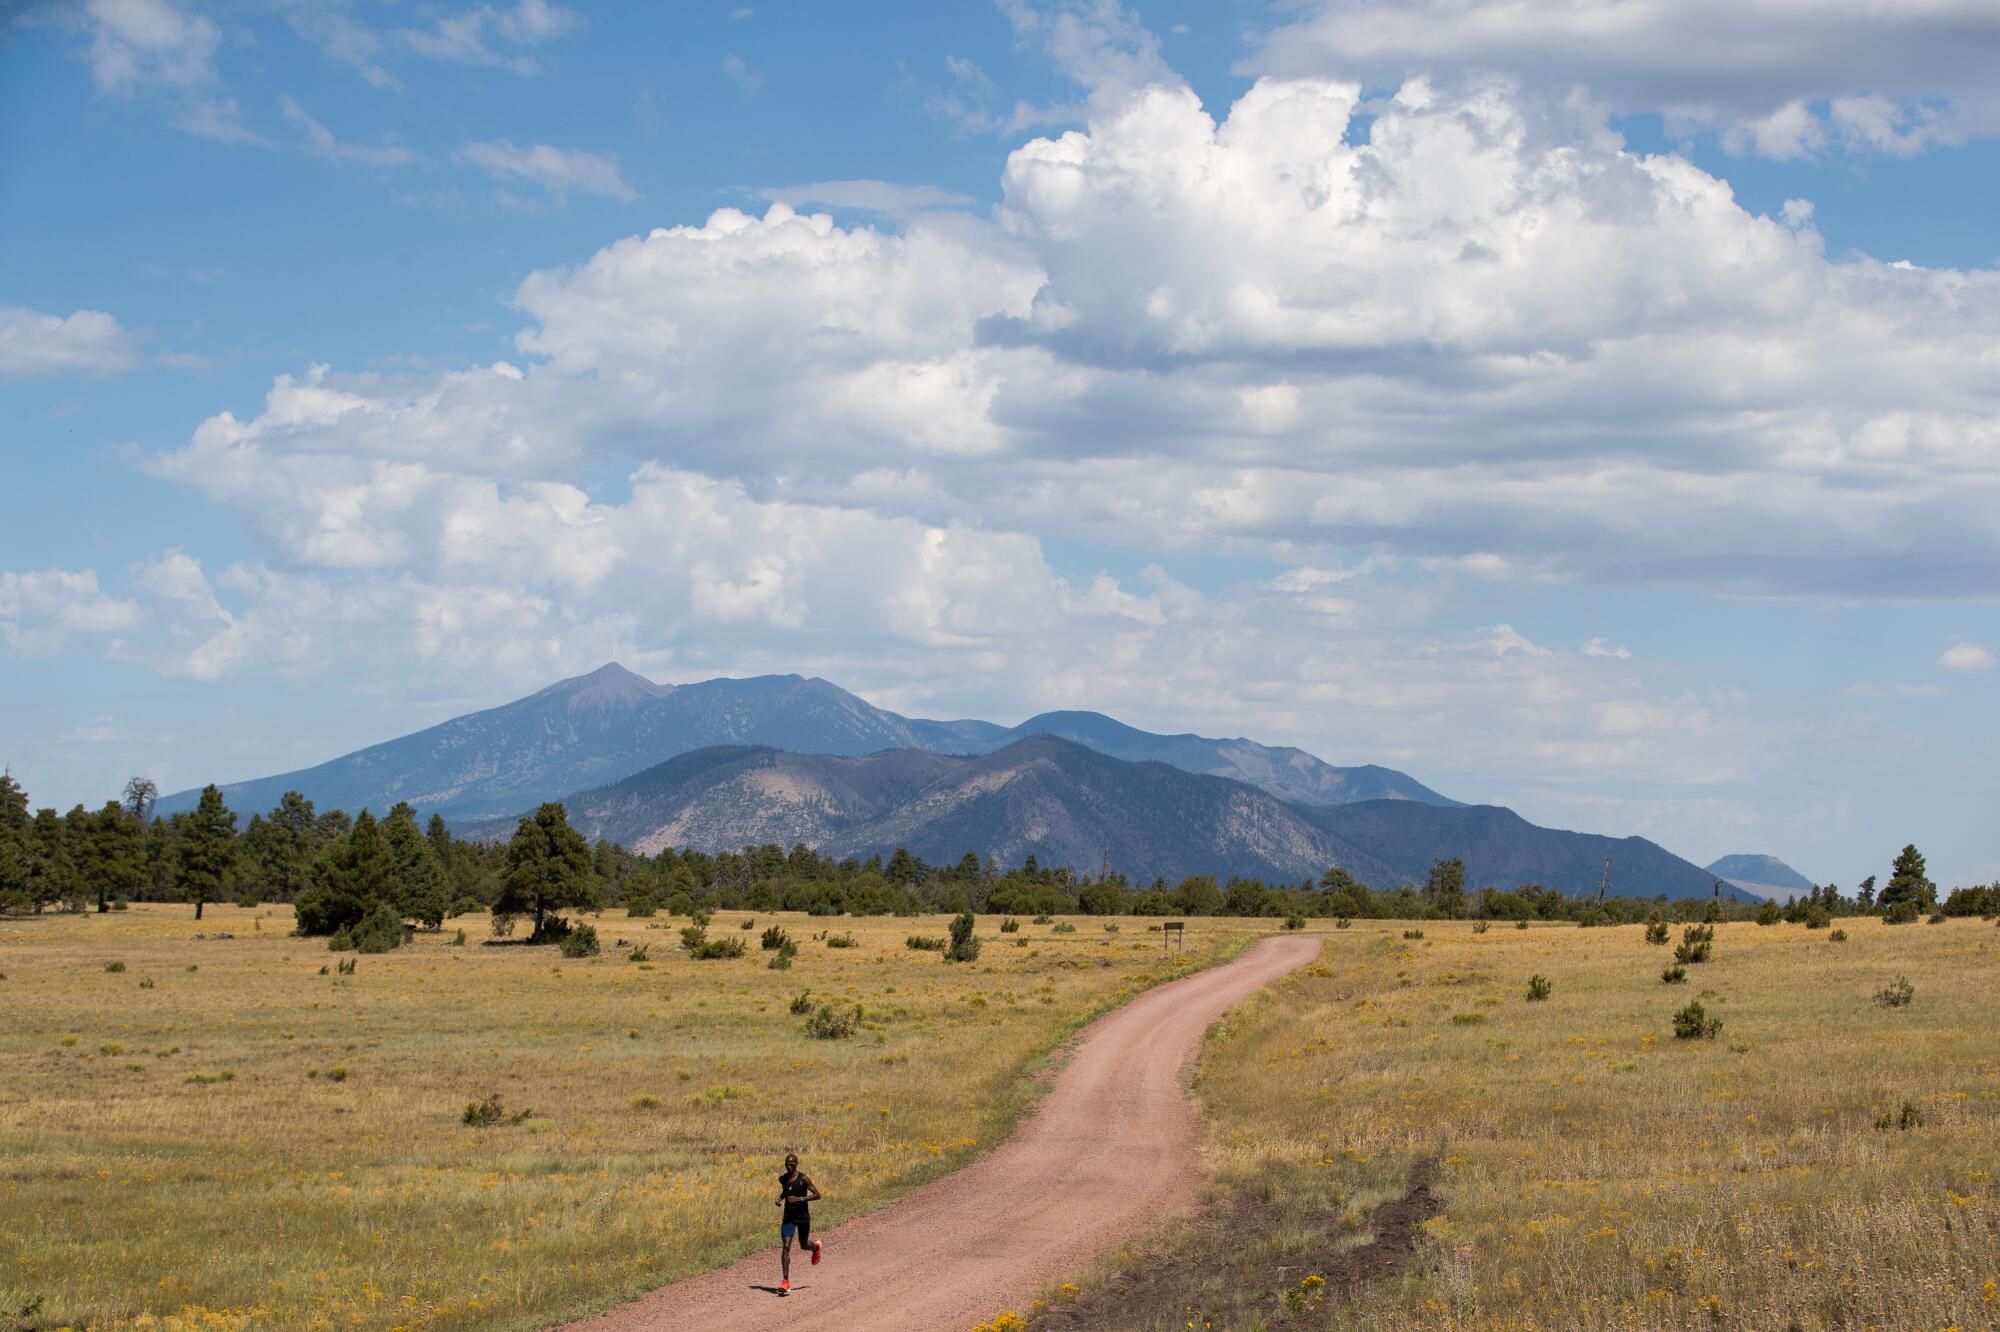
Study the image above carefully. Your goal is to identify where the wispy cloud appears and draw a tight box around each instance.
[455,139,636,202]
[721,53,761,94]
[281,97,422,170]
[755,180,978,216]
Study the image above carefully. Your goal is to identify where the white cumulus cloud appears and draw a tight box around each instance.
[1937,641,1996,672]
[0,305,139,378]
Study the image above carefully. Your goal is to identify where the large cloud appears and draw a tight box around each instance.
[0,305,138,377]
[1248,0,2000,156]
[149,75,2000,597]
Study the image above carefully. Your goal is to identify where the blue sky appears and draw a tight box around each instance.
[2,0,1996,889]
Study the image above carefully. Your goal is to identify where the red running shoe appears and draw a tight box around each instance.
[779,1279,789,1293]
[811,1241,823,1265]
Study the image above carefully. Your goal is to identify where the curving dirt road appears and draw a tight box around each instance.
[563,933,1320,1332]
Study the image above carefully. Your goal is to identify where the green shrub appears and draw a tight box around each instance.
[1514,918,1529,931]
[335,957,357,975]
[325,1065,348,1083]
[104,961,126,973]
[766,940,797,969]
[1803,905,1832,930]
[625,897,658,918]
[1526,974,1553,1002]
[1470,920,1489,934]
[945,910,981,963]
[740,917,756,929]
[1032,914,1054,925]
[1451,1012,1486,1026]
[1051,922,1077,933]
[1103,923,1120,932]
[790,990,816,1015]
[1673,924,1713,965]
[184,1070,234,1085]
[825,931,858,949]
[1873,975,1915,1008]
[761,924,791,951]
[558,922,601,958]
[1284,914,1307,931]
[1661,964,1688,985]
[451,929,466,946]
[1645,920,1670,945]
[1829,928,1849,942]
[1875,1100,1923,1132]
[1883,899,1920,925]
[1402,928,1425,940]
[1672,1001,1723,1040]
[905,935,946,951]
[1335,918,1353,930]
[627,944,650,963]
[1756,902,1781,926]
[461,1094,532,1127]
[999,918,1020,933]
[803,1001,861,1039]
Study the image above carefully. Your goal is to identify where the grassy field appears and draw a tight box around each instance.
[0,905,1260,1331]
[1048,917,2000,1331]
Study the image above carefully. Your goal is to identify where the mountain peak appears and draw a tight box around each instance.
[1705,853,1815,895]
[534,662,671,707]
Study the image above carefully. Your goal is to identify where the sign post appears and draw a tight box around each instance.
[1162,920,1184,955]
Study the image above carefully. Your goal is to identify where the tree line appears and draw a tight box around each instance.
[1,774,1988,942]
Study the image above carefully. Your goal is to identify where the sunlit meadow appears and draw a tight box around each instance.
[1050,917,1999,1330]
[0,905,1261,1331]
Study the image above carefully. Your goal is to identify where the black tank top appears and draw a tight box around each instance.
[780,1170,811,1219]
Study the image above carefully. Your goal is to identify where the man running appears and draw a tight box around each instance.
[775,1152,823,1293]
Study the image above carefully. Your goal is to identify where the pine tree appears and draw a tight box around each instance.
[27,808,80,912]
[384,805,450,929]
[295,809,394,935]
[1878,845,1935,915]
[175,785,237,920]
[0,773,30,911]
[245,791,318,902]
[79,801,144,911]
[1424,856,1467,918]
[494,803,596,941]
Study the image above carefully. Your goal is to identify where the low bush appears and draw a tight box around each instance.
[335,957,356,976]
[1526,974,1553,1002]
[1756,902,1782,926]
[1336,918,1353,930]
[625,897,658,918]
[906,934,947,951]
[1051,922,1076,933]
[1829,927,1849,942]
[767,940,798,970]
[760,924,791,951]
[1661,964,1688,985]
[825,931,858,949]
[739,917,756,929]
[104,961,126,973]
[1925,912,1946,925]
[945,910,981,963]
[461,1094,533,1127]
[1470,920,1489,934]
[1514,918,1529,930]
[802,1001,862,1040]
[790,990,815,1015]
[1883,899,1920,925]
[1874,975,1915,1008]
[1032,914,1053,925]
[1876,1099,1923,1132]
[1402,928,1425,940]
[999,918,1021,934]
[1644,920,1670,945]
[1672,1001,1723,1040]
[627,944,650,963]
[1284,914,1307,930]
[558,922,601,958]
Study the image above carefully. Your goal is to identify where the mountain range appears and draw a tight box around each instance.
[492,733,1740,898]
[1705,853,1817,902]
[158,662,1749,899]
[158,663,1455,821]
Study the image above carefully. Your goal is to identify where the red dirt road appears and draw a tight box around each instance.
[563,933,1319,1332]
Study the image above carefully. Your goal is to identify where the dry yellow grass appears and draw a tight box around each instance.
[0,905,1258,1331]
[1110,916,2000,1331]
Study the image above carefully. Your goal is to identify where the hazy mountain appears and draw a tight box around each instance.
[1706,853,1815,902]
[542,734,1729,898]
[159,663,1455,819]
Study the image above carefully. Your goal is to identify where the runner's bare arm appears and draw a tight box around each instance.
[802,1176,822,1203]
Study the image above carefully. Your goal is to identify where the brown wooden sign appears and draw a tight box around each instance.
[1162,920,1185,952]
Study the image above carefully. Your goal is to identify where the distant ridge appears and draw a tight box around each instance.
[157,663,1458,821]
[1706,853,1815,902]
[537,734,1735,898]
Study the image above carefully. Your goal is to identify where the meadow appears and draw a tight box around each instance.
[1047,916,2000,1330]
[0,905,1259,1331]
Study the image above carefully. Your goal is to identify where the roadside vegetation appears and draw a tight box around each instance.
[1041,914,1999,1330]
[0,904,1258,1330]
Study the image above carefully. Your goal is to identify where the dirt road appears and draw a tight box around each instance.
[563,932,1319,1332]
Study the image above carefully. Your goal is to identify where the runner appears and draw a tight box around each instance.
[775,1152,823,1293]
